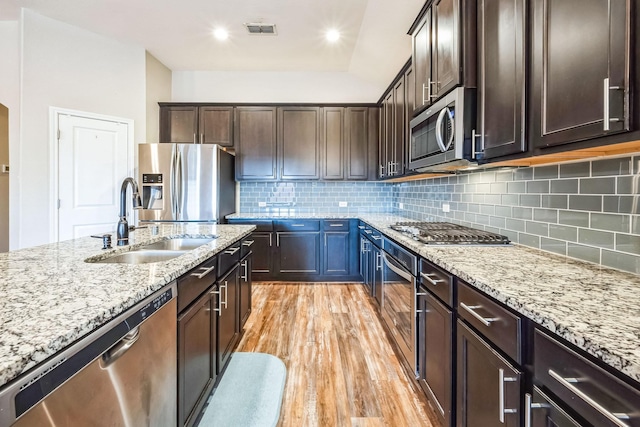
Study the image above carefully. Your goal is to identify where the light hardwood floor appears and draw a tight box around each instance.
[236,283,437,427]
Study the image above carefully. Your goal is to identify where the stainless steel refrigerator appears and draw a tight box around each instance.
[138,144,236,223]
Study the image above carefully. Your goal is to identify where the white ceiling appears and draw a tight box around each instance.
[3,0,425,88]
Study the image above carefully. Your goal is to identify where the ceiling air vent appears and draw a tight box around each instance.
[244,23,277,35]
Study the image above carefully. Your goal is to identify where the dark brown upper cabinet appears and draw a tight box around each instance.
[345,107,370,181]
[531,0,631,148]
[159,105,234,146]
[432,0,460,100]
[278,107,321,180]
[322,107,345,180]
[392,76,406,176]
[235,107,278,181]
[476,0,527,160]
[411,0,465,116]
[412,9,433,113]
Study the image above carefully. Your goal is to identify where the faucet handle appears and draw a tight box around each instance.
[91,234,112,249]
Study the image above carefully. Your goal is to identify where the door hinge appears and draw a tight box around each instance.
[57,129,61,140]
[57,199,61,209]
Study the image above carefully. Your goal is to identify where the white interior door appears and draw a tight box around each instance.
[57,114,129,241]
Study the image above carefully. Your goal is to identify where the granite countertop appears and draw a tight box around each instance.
[0,223,255,389]
[230,212,640,383]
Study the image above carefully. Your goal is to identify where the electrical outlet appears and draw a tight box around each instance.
[399,203,404,209]
[339,201,348,207]
[442,203,450,213]
[258,201,267,207]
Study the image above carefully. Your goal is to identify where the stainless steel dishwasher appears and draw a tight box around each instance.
[0,282,177,427]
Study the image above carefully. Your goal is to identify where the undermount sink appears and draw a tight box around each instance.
[137,238,216,251]
[92,250,187,264]
[87,238,216,264]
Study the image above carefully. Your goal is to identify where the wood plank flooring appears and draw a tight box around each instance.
[236,283,437,427]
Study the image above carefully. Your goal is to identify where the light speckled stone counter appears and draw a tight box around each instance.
[231,212,640,383]
[0,223,254,388]
[226,212,370,219]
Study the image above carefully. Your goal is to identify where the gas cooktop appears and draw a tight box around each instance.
[389,222,511,245]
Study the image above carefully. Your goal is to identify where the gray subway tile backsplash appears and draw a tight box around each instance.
[240,156,640,274]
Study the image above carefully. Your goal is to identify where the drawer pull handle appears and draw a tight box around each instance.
[372,235,382,240]
[548,369,631,427]
[242,240,254,247]
[291,224,306,227]
[460,303,499,327]
[191,265,215,279]
[329,223,344,227]
[365,230,372,234]
[524,393,550,427]
[420,272,444,286]
[358,225,365,229]
[499,369,518,423]
[224,247,240,255]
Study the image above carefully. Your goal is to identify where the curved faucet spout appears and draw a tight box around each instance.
[117,177,142,245]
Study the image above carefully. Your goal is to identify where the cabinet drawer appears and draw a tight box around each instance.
[458,281,522,364]
[420,258,454,307]
[218,242,241,276]
[323,220,349,231]
[177,256,217,313]
[534,329,640,427]
[275,220,320,231]
[241,237,255,257]
[227,219,273,232]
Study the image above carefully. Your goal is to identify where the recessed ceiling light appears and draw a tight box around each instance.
[214,28,229,41]
[326,29,340,43]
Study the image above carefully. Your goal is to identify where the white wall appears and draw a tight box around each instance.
[0,21,21,250]
[19,9,146,248]
[172,70,383,103]
[145,51,172,143]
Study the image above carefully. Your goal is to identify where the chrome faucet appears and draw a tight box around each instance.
[117,177,143,246]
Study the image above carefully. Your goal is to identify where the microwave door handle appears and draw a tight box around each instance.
[435,107,454,152]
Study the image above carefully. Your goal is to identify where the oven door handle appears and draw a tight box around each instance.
[381,252,412,282]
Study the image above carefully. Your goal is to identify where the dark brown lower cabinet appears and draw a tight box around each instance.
[276,231,321,275]
[323,231,349,275]
[217,264,239,372]
[239,253,252,328]
[457,321,521,427]
[178,289,216,427]
[251,232,273,276]
[419,289,454,427]
[527,387,581,427]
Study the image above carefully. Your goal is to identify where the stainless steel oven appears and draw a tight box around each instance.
[409,87,476,173]
[381,239,418,375]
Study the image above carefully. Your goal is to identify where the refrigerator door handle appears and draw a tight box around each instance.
[170,146,177,218]
[177,150,184,218]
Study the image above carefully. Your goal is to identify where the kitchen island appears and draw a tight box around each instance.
[0,223,255,389]
[229,212,640,385]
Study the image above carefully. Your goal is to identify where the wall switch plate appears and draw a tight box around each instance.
[442,203,450,213]
[1,164,8,174]
[339,201,348,207]
[399,203,404,209]
[258,201,267,207]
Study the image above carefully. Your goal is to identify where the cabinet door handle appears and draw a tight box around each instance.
[269,233,273,247]
[524,393,549,427]
[379,164,384,177]
[200,134,204,144]
[460,302,499,327]
[191,265,215,279]
[603,77,622,131]
[241,260,248,281]
[422,83,427,106]
[471,129,485,160]
[376,252,382,270]
[420,272,444,286]
[224,247,240,255]
[548,369,631,427]
[222,281,228,309]
[193,133,196,144]
[387,161,393,176]
[276,234,280,247]
[210,289,221,313]
[498,369,518,423]
[427,78,438,99]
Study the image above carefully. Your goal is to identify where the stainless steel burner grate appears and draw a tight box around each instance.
[389,222,510,245]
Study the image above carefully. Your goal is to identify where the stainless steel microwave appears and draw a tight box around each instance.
[409,87,477,173]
